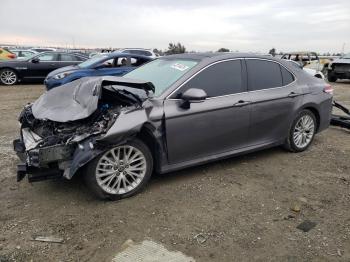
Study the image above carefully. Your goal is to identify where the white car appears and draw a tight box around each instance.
[287,60,325,79]
[114,48,159,58]
[9,49,37,60]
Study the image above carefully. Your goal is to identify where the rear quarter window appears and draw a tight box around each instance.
[280,66,294,85]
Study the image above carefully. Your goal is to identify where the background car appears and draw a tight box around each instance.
[281,51,330,76]
[44,53,153,90]
[9,49,38,60]
[0,51,88,85]
[287,60,325,79]
[0,48,16,60]
[327,53,350,82]
[114,48,159,58]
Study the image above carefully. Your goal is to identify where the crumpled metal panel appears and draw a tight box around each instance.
[32,76,154,123]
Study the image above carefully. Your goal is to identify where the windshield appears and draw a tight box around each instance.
[78,54,109,68]
[342,53,350,59]
[124,59,198,96]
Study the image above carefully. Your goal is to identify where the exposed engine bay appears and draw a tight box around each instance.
[13,76,154,182]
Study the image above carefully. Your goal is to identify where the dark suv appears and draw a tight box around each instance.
[327,53,350,82]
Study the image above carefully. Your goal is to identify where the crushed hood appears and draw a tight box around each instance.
[32,76,155,122]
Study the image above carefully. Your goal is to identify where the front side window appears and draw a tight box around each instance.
[246,60,283,91]
[124,59,198,96]
[176,60,244,98]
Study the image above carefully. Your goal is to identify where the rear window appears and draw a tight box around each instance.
[246,59,283,91]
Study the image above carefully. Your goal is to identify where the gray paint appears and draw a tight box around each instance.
[17,53,333,179]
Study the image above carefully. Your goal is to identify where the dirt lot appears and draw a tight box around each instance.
[0,82,349,262]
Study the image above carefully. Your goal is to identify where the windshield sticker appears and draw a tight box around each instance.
[171,63,189,71]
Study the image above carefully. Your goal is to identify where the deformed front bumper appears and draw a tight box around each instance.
[13,138,68,182]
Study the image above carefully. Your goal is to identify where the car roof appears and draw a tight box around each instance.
[103,52,153,59]
[162,52,283,62]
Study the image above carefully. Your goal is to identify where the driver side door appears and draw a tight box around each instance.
[164,59,251,165]
[25,53,59,79]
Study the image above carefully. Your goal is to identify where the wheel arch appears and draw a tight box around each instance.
[136,123,163,173]
[0,67,21,80]
[301,105,320,132]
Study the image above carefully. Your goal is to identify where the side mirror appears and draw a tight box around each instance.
[180,88,207,109]
[31,58,39,63]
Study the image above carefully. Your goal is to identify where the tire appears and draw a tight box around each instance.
[0,68,18,85]
[84,138,153,200]
[327,73,337,83]
[284,110,317,153]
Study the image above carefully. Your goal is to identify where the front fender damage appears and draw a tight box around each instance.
[66,109,149,179]
[13,76,159,182]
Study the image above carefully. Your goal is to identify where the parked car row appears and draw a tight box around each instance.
[0,48,156,87]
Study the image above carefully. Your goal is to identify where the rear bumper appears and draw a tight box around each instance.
[329,70,350,79]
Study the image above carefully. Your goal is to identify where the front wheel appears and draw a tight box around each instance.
[327,73,337,83]
[0,69,18,85]
[84,138,153,200]
[284,110,316,152]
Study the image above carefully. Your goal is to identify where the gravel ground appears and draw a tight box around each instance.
[0,81,349,262]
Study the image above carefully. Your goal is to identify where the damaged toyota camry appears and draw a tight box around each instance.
[13,53,333,200]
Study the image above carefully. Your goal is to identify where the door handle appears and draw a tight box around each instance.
[233,100,251,107]
[288,92,302,98]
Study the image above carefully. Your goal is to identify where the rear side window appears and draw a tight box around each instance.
[246,59,282,91]
[60,54,78,61]
[281,66,294,85]
[178,60,244,98]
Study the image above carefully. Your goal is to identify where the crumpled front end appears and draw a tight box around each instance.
[13,76,153,182]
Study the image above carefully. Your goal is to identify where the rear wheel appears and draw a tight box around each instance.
[84,138,153,200]
[0,69,18,85]
[284,110,316,152]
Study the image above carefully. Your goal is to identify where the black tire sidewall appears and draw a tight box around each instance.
[327,72,337,82]
[84,138,153,200]
[0,69,18,85]
[288,110,316,152]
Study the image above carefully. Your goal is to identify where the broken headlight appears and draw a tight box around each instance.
[22,128,42,150]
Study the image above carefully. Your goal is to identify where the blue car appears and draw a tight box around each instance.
[44,53,153,90]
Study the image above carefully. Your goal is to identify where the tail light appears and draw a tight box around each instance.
[323,84,333,95]
[7,54,16,59]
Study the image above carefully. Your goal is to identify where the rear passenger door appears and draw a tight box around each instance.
[246,59,303,146]
[164,59,251,164]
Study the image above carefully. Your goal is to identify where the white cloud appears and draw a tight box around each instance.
[0,0,349,53]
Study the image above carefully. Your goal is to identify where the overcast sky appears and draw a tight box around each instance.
[1,0,349,53]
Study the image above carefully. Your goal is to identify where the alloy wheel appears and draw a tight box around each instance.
[95,145,147,195]
[293,115,315,148]
[0,70,17,85]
